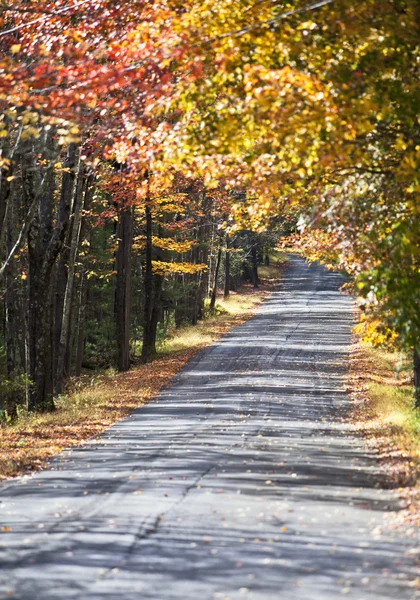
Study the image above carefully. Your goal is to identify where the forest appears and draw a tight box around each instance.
[0,0,419,417]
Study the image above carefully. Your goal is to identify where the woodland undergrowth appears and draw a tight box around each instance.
[349,338,420,526]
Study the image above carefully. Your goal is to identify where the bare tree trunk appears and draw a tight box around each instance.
[115,206,133,371]
[196,192,211,320]
[4,191,25,416]
[64,279,77,378]
[414,347,420,409]
[27,142,78,412]
[209,243,223,312]
[251,244,259,288]
[149,274,163,354]
[0,134,12,250]
[174,274,184,328]
[142,198,154,362]
[74,173,94,377]
[75,271,88,377]
[54,250,68,385]
[208,220,215,297]
[224,232,230,299]
[56,162,84,392]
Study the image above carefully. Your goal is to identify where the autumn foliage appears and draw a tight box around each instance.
[0,0,419,413]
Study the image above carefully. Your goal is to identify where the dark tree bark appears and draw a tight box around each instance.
[27,142,79,412]
[149,274,163,354]
[64,280,77,378]
[0,134,12,247]
[53,230,71,388]
[73,174,94,377]
[174,274,184,328]
[209,242,223,312]
[224,232,230,299]
[115,206,133,371]
[56,163,85,391]
[75,271,88,377]
[414,347,420,409]
[197,217,210,319]
[4,190,26,416]
[142,198,155,362]
[251,244,259,288]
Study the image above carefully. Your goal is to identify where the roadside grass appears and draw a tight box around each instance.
[350,340,420,520]
[160,290,270,354]
[258,251,289,280]
[0,253,287,480]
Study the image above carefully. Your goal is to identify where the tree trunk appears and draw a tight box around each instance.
[414,347,420,409]
[0,134,12,248]
[56,163,84,391]
[115,206,133,371]
[209,244,222,312]
[4,193,25,416]
[174,274,184,328]
[54,250,68,386]
[75,271,88,377]
[27,143,78,412]
[142,199,154,362]
[251,245,259,288]
[73,173,94,377]
[149,274,163,354]
[27,267,55,412]
[208,221,215,297]
[224,233,230,299]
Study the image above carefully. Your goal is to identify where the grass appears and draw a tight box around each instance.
[355,344,420,458]
[0,253,287,480]
[160,293,266,354]
[350,340,420,520]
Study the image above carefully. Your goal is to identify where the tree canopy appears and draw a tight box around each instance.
[0,0,419,411]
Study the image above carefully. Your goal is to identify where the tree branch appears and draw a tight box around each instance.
[0,4,60,15]
[192,0,334,47]
[0,0,93,37]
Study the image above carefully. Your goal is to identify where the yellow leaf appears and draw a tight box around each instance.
[11,44,21,54]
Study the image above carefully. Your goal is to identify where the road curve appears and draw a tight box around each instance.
[0,255,419,600]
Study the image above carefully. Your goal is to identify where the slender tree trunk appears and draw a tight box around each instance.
[251,245,259,288]
[414,347,420,409]
[4,193,25,416]
[174,274,184,328]
[75,270,88,377]
[142,199,154,362]
[224,232,230,299]
[209,243,222,312]
[208,221,215,297]
[115,206,133,371]
[54,251,68,385]
[0,135,12,250]
[64,280,77,378]
[56,163,84,391]
[73,173,94,377]
[149,274,163,353]
[197,193,210,319]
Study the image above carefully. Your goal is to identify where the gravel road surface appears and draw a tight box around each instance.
[1,255,419,599]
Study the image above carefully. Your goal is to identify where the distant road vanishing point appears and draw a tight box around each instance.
[1,255,419,600]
